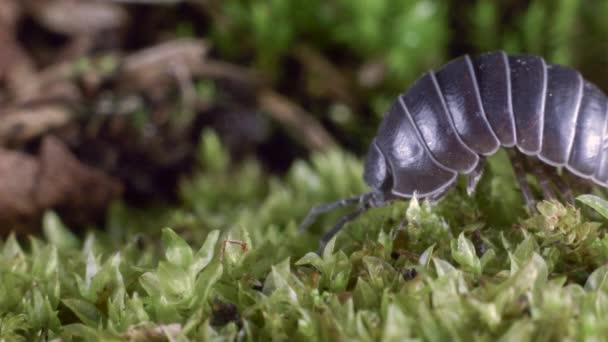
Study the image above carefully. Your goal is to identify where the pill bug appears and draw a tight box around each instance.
[299,51,608,253]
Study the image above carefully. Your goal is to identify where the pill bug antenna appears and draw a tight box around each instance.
[315,205,371,255]
[297,194,367,235]
[299,192,393,254]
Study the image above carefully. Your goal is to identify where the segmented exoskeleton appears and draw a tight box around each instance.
[300,51,608,253]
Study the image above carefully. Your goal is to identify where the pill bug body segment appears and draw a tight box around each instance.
[301,51,608,253]
[365,51,608,200]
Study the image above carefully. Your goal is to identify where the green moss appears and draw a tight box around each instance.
[1,130,608,340]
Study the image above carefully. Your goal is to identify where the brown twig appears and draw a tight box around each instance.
[191,59,266,88]
[292,44,359,109]
[3,34,336,152]
[0,104,73,146]
[121,38,210,90]
[258,90,336,151]
[191,59,337,151]
[25,0,127,35]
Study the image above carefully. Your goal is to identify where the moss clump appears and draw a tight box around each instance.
[0,131,607,340]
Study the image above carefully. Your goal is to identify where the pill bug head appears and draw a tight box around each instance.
[363,142,392,193]
[298,142,394,253]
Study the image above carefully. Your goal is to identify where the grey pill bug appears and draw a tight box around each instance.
[299,51,608,253]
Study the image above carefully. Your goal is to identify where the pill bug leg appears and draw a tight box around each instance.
[467,157,486,196]
[530,164,557,200]
[428,182,457,204]
[316,205,371,255]
[553,175,574,204]
[564,174,597,202]
[510,153,537,214]
[537,163,575,204]
[397,215,409,232]
[298,196,361,234]
[319,198,394,254]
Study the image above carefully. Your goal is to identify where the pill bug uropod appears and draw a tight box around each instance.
[299,51,608,253]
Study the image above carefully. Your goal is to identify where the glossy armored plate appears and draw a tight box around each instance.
[471,51,516,147]
[307,51,608,251]
[509,55,547,154]
[435,55,500,156]
[540,65,583,166]
[569,82,608,176]
[594,104,608,185]
[374,100,456,198]
[401,73,479,173]
[367,51,608,198]
[363,140,388,191]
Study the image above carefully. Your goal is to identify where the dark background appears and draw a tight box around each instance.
[0,0,606,229]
